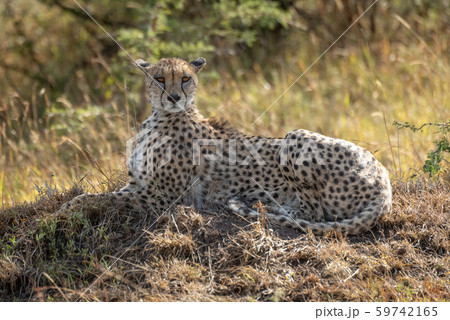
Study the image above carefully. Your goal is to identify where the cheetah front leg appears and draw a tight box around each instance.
[58,185,140,213]
[59,180,182,215]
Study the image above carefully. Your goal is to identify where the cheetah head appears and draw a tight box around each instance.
[136,57,206,113]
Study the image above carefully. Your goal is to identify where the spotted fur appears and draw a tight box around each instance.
[60,57,392,235]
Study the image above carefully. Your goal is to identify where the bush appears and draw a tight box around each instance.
[393,121,449,177]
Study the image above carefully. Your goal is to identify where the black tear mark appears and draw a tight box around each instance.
[181,86,188,108]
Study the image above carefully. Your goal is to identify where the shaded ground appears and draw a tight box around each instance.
[0,177,448,301]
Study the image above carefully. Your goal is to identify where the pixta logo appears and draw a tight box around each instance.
[126,131,325,177]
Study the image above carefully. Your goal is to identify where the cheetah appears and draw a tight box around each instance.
[61,57,392,235]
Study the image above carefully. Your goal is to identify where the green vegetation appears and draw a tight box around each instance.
[0,0,448,301]
[394,121,449,177]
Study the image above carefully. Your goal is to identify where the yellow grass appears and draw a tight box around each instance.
[0,5,448,301]
[1,33,448,205]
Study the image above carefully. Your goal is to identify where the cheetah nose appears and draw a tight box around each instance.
[168,93,181,103]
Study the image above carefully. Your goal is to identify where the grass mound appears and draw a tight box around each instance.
[0,178,448,301]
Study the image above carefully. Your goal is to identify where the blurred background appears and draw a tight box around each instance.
[0,0,448,205]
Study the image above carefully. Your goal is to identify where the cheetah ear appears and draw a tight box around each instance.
[190,57,206,73]
[135,59,151,73]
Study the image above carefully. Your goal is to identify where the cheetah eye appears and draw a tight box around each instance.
[155,77,165,83]
[182,77,190,83]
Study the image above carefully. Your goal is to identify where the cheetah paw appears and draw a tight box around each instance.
[58,194,93,213]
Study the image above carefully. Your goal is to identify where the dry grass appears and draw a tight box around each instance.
[0,1,448,302]
[1,27,448,204]
[0,177,448,301]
